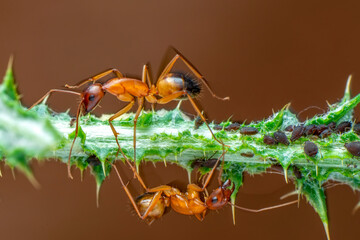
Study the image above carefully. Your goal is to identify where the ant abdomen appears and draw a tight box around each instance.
[135,192,167,220]
[157,72,201,99]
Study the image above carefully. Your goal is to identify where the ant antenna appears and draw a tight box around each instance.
[228,199,298,213]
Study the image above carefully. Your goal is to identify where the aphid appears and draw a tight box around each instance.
[273,130,289,146]
[213,124,223,130]
[194,115,204,130]
[240,151,254,158]
[191,152,219,169]
[290,125,304,142]
[304,141,318,157]
[224,122,241,131]
[267,157,278,163]
[112,150,297,224]
[327,122,336,130]
[85,155,101,167]
[353,123,360,135]
[292,165,302,179]
[303,124,318,136]
[315,124,328,135]
[345,142,360,157]
[336,121,352,133]
[240,127,259,135]
[263,135,277,145]
[319,129,332,138]
[29,51,229,179]
[284,125,294,132]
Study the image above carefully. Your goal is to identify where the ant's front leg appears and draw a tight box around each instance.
[158,53,229,101]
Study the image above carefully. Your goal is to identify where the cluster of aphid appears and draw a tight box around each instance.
[29,50,299,223]
[213,118,360,159]
[266,121,360,157]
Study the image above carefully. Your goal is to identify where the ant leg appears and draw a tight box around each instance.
[108,100,134,157]
[195,213,204,221]
[65,68,123,89]
[229,199,298,213]
[147,185,173,192]
[133,97,144,168]
[142,64,152,87]
[108,99,148,190]
[156,90,228,148]
[111,163,162,219]
[28,89,81,110]
[158,54,229,101]
[201,149,227,191]
[67,100,83,179]
[185,92,229,148]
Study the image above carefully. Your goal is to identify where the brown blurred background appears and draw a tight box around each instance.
[1,0,360,239]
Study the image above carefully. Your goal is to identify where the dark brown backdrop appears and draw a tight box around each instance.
[1,1,360,239]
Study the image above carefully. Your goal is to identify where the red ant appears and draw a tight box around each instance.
[28,51,229,179]
[111,150,298,224]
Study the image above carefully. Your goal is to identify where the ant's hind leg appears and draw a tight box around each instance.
[185,93,229,148]
[28,89,81,110]
[156,91,229,148]
[65,68,124,89]
[158,53,229,101]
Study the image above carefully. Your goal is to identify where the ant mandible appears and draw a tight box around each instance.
[28,50,230,179]
[111,150,298,224]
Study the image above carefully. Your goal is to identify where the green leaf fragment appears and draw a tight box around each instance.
[0,57,19,102]
[297,179,330,240]
[0,58,62,180]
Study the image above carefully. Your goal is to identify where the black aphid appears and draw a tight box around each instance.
[336,121,352,133]
[274,130,289,145]
[240,127,259,135]
[319,129,332,138]
[285,125,294,132]
[290,125,304,142]
[292,165,302,179]
[304,125,318,136]
[327,122,336,130]
[191,158,219,168]
[353,123,360,135]
[213,124,223,130]
[194,115,204,130]
[304,141,318,157]
[315,124,328,135]
[345,142,360,157]
[225,122,241,131]
[86,155,101,167]
[240,151,255,158]
[263,135,277,145]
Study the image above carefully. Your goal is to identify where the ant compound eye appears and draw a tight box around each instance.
[89,95,95,101]
[211,196,218,203]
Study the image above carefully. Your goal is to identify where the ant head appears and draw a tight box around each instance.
[81,83,105,114]
[206,179,234,210]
